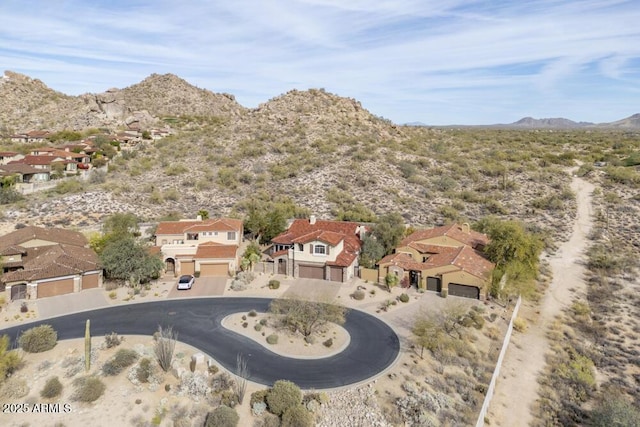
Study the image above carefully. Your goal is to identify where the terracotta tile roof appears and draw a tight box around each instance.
[380,245,494,280]
[156,218,243,235]
[0,164,44,175]
[11,155,65,166]
[195,242,238,259]
[0,245,27,256]
[271,218,364,267]
[0,151,19,157]
[400,223,489,249]
[2,244,101,283]
[0,226,87,250]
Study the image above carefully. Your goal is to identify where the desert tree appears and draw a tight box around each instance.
[100,237,164,286]
[269,296,347,338]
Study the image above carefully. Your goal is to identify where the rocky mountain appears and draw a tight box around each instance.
[604,113,640,129]
[120,73,245,119]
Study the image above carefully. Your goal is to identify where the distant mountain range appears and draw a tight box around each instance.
[420,114,640,129]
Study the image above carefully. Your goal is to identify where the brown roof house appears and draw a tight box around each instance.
[378,223,494,299]
[154,217,243,277]
[269,215,367,282]
[0,226,103,300]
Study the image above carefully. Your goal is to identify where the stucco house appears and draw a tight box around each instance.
[154,217,243,277]
[378,223,494,299]
[0,226,103,300]
[269,216,366,282]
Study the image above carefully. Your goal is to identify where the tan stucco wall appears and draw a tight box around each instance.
[290,240,343,264]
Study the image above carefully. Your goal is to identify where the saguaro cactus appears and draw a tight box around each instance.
[85,319,91,372]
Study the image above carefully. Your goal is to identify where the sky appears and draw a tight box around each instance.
[1,0,639,125]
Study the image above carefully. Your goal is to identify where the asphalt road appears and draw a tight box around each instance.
[0,298,400,389]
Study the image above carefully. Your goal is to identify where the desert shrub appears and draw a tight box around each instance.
[0,335,23,382]
[204,405,239,427]
[154,325,177,372]
[208,364,219,375]
[281,404,314,427]
[19,324,58,353]
[52,179,84,194]
[352,290,365,300]
[0,377,29,398]
[266,334,279,345]
[104,332,122,348]
[267,380,302,416]
[248,310,258,317]
[399,293,410,303]
[72,376,106,402]
[136,358,152,383]
[250,389,269,407]
[304,335,315,344]
[259,318,268,326]
[40,376,63,398]
[441,289,448,298]
[268,280,280,289]
[254,413,281,427]
[589,396,640,427]
[254,324,263,332]
[513,317,527,332]
[102,348,138,376]
[323,338,333,348]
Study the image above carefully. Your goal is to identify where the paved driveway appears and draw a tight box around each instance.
[0,298,400,389]
[284,278,342,300]
[36,288,109,320]
[167,277,227,298]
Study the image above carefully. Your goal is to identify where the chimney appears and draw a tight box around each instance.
[462,222,470,234]
[310,215,316,225]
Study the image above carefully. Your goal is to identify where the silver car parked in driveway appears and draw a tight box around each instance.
[177,274,195,290]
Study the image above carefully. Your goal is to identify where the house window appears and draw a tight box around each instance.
[187,233,198,240]
[313,245,326,255]
[298,243,304,252]
[227,231,236,240]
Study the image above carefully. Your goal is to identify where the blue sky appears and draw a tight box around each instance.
[1,0,639,125]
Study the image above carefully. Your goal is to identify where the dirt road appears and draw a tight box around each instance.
[487,174,595,426]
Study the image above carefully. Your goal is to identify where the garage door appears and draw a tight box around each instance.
[329,266,344,282]
[448,283,480,299]
[427,276,441,292]
[298,265,325,280]
[180,261,195,275]
[82,273,100,289]
[38,278,74,298]
[200,263,229,277]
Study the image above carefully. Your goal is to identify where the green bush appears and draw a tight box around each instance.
[323,338,333,348]
[254,324,263,332]
[102,348,138,376]
[266,334,279,345]
[204,405,239,427]
[399,293,410,303]
[72,376,106,402]
[250,389,269,407]
[248,310,258,317]
[40,376,63,398]
[0,335,23,382]
[267,380,302,416]
[19,324,58,353]
[282,404,314,427]
[352,290,365,300]
[268,280,280,290]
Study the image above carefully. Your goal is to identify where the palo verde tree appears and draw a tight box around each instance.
[240,195,309,244]
[474,217,543,298]
[371,212,406,256]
